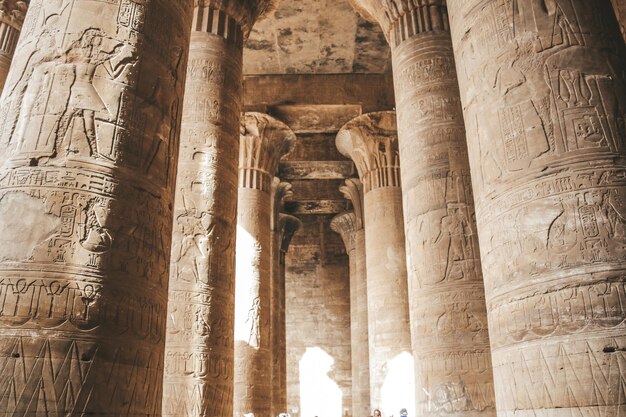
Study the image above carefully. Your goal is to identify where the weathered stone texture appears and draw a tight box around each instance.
[0,0,26,93]
[337,112,415,416]
[234,112,295,417]
[162,3,247,416]
[0,0,193,415]
[347,1,498,414]
[448,0,626,415]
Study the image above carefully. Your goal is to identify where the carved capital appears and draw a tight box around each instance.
[198,0,280,40]
[336,112,401,193]
[239,112,296,192]
[271,178,293,231]
[278,214,301,256]
[0,0,27,29]
[331,212,358,253]
[339,178,364,230]
[349,0,449,46]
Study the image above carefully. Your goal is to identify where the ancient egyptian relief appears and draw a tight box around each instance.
[447,0,626,414]
[0,0,193,415]
[234,112,295,417]
[162,3,248,417]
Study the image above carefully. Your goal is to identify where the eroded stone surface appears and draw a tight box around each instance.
[234,112,295,417]
[337,112,415,416]
[0,0,193,415]
[244,0,389,74]
[448,0,626,415]
[348,1,497,414]
[612,0,626,40]
[162,2,254,416]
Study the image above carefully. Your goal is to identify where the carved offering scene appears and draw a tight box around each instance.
[0,1,624,417]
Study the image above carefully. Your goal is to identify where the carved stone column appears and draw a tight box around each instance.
[275,213,302,415]
[331,178,370,417]
[0,1,193,415]
[235,112,295,417]
[447,1,626,416]
[162,2,278,417]
[337,112,415,417]
[348,1,496,415]
[271,179,293,417]
[0,0,26,93]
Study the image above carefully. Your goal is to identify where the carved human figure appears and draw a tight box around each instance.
[348,1,496,415]
[234,112,295,417]
[162,3,279,417]
[447,0,626,415]
[0,1,193,416]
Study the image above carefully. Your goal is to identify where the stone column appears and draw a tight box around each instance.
[271,179,293,417]
[235,112,295,417]
[162,2,278,417]
[0,0,26,93]
[0,1,193,415]
[611,0,626,40]
[348,1,496,415]
[447,1,626,416]
[337,112,415,417]
[331,178,370,417]
[275,213,302,415]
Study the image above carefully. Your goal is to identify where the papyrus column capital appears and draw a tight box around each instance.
[239,112,296,192]
[349,0,448,46]
[331,211,358,253]
[198,0,280,39]
[336,111,401,193]
[271,178,293,232]
[339,178,364,230]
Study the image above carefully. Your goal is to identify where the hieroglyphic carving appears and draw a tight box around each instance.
[336,112,414,415]
[235,112,295,417]
[162,3,246,417]
[0,1,193,415]
[448,0,626,414]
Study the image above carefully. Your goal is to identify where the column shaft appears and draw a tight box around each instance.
[235,113,295,417]
[337,112,414,417]
[236,188,273,417]
[391,10,496,417]
[364,187,413,415]
[0,0,193,415]
[162,4,243,417]
[331,207,371,417]
[353,229,370,417]
[448,0,626,415]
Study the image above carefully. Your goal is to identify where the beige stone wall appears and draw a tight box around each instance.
[286,216,353,417]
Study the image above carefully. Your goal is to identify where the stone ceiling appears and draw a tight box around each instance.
[243,0,390,75]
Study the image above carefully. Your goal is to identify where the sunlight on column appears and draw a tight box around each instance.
[380,352,415,417]
[234,224,262,347]
[299,347,342,417]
